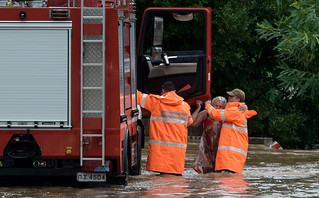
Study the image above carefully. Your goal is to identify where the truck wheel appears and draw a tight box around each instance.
[130,128,142,175]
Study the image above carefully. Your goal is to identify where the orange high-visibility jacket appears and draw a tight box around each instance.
[137,90,193,174]
[205,102,257,174]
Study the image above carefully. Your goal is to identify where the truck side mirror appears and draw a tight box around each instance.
[151,16,164,60]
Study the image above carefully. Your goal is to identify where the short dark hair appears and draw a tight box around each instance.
[161,81,175,92]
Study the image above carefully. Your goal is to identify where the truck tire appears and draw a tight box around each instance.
[130,127,142,175]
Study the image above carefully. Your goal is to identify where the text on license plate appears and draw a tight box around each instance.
[77,172,106,182]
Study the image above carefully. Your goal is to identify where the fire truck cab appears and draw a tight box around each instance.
[137,7,212,105]
[0,0,211,185]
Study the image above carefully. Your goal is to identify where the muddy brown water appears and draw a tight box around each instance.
[1,140,319,197]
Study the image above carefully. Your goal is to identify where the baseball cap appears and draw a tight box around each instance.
[227,88,245,101]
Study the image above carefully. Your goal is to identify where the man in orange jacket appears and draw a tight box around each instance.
[204,88,257,174]
[137,81,193,175]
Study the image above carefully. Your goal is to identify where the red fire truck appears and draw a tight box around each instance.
[0,0,211,185]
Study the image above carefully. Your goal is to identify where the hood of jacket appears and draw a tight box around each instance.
[151,91,184,106]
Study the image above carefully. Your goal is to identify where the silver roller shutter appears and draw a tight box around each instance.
[0,21,72,128]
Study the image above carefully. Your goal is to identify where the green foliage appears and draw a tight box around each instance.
[278,64,319,99]
[211,1,257,70]
[257,0,319,99]
[256,0,319,148]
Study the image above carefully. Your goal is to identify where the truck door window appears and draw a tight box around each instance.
[138,10,207,102]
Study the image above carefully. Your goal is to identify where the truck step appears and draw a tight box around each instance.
[83,63,103,66]
[83,157,104,161]
[83,134,103,137]
[83,87,103,90]
[83,39,102,43]
[83,110,103,113]
[83,16,103,20]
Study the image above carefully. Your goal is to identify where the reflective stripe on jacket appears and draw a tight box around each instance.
[205,102,257,174]
[137,90,193,174]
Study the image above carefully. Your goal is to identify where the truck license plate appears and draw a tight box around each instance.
[77,172,106,182]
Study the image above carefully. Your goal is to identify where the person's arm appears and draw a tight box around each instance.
[137,91,151,117]
[191,111,207,127]
[191,100,202,122]
[191,100,207,127]
[206,103,245,122]
[137,90,144,107]
[205,101,223,121]
[137,90,152,111]
[184,102,193,126]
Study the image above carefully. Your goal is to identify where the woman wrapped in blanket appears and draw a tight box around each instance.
[191,97,227,174]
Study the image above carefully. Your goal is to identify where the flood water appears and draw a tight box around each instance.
[1,140,319,197]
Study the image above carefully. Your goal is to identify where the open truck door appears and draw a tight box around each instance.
[137,8,212,106]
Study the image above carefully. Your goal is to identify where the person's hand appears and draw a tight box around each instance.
[196,100,203,108]
[205,100,211,106]
[238,105,248,113]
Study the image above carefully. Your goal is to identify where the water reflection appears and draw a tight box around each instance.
[179,170,251,197]
[144,174,190,197]
[135,171,251,197]
[214,174,250,197]
[1,143,319,197]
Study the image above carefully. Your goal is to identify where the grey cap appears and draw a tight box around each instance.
[227,88,245,101]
